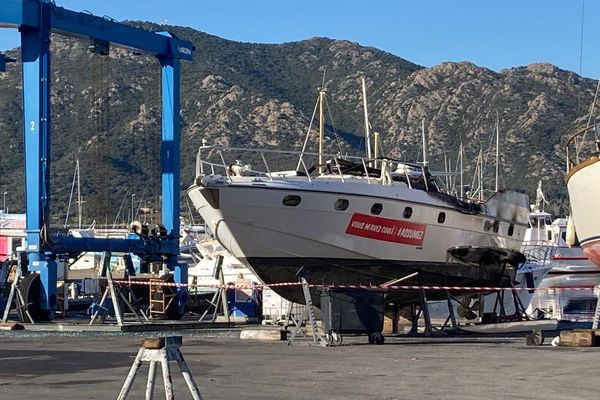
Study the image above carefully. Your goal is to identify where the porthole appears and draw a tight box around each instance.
[484,221,493,232]
[371,203,383,215]
[437,212,446,224]
[508,224,514,237]
[403,207,413,219]
[282,195,301,207]
[334,199,349,211]
[493,220,500,233]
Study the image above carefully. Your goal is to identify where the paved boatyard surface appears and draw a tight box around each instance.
[0,331,598,400]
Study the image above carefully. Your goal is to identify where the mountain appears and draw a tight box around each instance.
[0,22,597,225]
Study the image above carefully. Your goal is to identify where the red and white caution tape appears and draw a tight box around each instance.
[107,278,599,293]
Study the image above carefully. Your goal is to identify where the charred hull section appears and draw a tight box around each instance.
[243,256,519,306]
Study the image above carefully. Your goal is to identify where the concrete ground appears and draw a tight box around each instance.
[0,331,597,400]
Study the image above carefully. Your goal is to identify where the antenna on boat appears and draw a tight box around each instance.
[421,119,429,167]
[361,77,372,159]
[296,93,320,171]
[318,87,325,174]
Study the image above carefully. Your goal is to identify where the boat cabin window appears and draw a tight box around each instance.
[561,231,567,242]
[437,212,446,223]
[493,220,500,233]
[547,230,552,241]
[403,207,413,219]
[334,199,349,211]
[282,195,301,207]
[529,216,552,228]
[371,203,383,215]
[508,224,514,236]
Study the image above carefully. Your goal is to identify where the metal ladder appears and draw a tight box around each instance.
[287,276,327,347]
[592,285,600,329]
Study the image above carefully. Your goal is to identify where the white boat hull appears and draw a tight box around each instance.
[566,157,600,269]
[188,175,529,305]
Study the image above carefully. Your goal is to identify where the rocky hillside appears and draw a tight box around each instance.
[0,22,597,225]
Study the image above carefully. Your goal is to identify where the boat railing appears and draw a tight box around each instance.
[195,144,429,187]
[565,123,600,171]
[520,242,556,265]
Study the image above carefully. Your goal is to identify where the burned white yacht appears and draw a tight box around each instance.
[187,144,530,306]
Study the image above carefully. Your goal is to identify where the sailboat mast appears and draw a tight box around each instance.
[495,116,500,192]
[421,119,428,167]
[478,148,484,201]
[318,88,325,174]
[76,159,82,229]
[460,143,464,200]
[361,78,372,159]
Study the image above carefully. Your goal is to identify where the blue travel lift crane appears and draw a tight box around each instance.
[0,0,194,321]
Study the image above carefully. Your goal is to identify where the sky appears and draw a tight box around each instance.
[0,0,599,79]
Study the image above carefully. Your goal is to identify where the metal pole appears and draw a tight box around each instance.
[495,115,500,192]
[421,119,428,167]
[362,77,372,159]
[318,89,324,174]
[131,193,135,222]
[2,192,6,213]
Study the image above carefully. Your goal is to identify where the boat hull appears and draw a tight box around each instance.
[242,256,516,306]
[188,177,529,306]
[566,156,600,269]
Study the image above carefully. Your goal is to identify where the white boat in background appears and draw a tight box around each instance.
[527,273,600,322]
[187,239,260,291]
[565,121,600,269]
[524,207,596,273]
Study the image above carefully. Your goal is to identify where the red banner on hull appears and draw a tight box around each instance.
[345,213,426,246]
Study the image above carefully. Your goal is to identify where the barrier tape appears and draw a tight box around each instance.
[106,278,600,293]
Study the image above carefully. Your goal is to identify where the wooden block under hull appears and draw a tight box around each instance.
[240,329,286,341]
[559,330,598,347]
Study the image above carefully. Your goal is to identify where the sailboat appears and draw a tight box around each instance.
[187,81,531,306]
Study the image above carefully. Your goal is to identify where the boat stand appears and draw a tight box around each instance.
[117,336,203,400]
[198,255,230,322]
[89,252,148,326]
[489,281,530,323]
[409,289,434,336]
[1,263,34,324]
[287,276,327,347]
[440,290,459,331]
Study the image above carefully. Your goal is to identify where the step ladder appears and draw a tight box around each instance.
[149,279,176,317]
[287,276,327,347]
